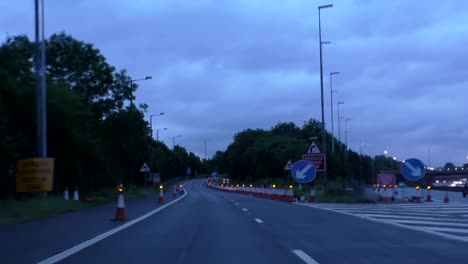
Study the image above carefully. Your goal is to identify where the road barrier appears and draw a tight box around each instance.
[207,183,296,202]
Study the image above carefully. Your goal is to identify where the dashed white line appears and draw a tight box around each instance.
[235,202,239,205]
[292,249,319,264]
[254,218,264,223]
[242,208,248,211]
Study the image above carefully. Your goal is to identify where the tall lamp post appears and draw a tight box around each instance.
[172,135,182,149]
[156,128,167,142]
[318,4,333,184]
[359,140,368,184]
[337,101,344,149]
[149,113,165,138]
[344,118,351,160]
[330,72,340,153]
[129,76,152,105]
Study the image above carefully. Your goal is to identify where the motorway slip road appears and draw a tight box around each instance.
[2,179,468,264]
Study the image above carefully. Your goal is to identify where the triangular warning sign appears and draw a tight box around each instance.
[284,160,292,170]
[140,162,151,172]
[306,141,321,154]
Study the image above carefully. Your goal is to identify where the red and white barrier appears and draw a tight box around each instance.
[207,183,296,203]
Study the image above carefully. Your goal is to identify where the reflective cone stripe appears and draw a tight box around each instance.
[114,194,126,221]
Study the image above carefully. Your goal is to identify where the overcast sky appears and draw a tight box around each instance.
[2,0,468,167]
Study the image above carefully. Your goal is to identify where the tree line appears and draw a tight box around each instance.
[0,33,206,198]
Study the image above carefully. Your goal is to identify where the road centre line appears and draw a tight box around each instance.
[292,249,319,264]
[254,218,263,223]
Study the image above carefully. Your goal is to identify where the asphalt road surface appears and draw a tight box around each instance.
[3,179,468,264]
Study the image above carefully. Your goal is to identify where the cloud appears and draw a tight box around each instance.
[2,0,468,166]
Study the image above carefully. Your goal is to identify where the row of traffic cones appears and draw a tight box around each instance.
[63,187,80,201]
[113,184,182,221]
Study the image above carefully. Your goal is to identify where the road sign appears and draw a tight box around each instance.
[140,162,151,172]
[291,160,317,184]
[16,158,55,192]
[284,160,292,171]
[302,154,325,171]
[377,174,396,186]
[401,158,426,181]
[306,141,321,154]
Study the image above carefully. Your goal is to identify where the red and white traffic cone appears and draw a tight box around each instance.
[444,191,450,203]
[73,186,79,201]
[426,188,432,202]
[64,186,69,201]
[159,189,164,203]
[173,187,177,198]
[382,187,390,203]
[114,184,126,221]
[308,189,316,202]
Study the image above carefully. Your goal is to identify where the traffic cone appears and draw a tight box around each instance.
[64,186,69,201]
[114,184,126,221]
[159,189,164,203]
[308,188,316,202]
[173,187,177,198]
[426,188,432,202]
[444,191,449,203]
[382,188,390,203]
[73,186,79,201]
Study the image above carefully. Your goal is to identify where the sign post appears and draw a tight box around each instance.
[140,162,151,188]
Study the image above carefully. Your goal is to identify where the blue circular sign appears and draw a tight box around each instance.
[291,160,317,184]
[401,158,426,181]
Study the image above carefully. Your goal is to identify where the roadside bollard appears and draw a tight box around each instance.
[113,184,126,221]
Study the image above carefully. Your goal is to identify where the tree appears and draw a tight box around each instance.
[444,162,456,170]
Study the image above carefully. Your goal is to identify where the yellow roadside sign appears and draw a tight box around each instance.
[16,158,55,192]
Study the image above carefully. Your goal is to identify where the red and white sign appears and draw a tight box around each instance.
[377,174,396,186]
[302,154,325,171]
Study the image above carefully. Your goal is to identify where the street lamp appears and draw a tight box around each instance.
[344,118,351,160]
[172,135,182,149]
[129,76,152,105]
[330,72,340,153]
[156,128,167,141]
[318,3,333,183]
[150,112,165,138]
[337,102,344,145]
[359,140,368,184]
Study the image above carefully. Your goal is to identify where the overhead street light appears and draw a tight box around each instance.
[129,76,152,105]
[150,112,165,138]
[344,118,351,160]
[330,72,340,153]
[317,3,334,184]
[156,128,167,141]
[337,102,344,144]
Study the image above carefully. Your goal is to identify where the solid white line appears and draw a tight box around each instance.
[424,226,468,234]
[292,249,319,264]
[242,208,248,211]
[255,218,264,223]
[36,188,189,264]
[355,214,464,222]
[391,220,468,227]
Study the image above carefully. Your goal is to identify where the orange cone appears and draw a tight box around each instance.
[308,189,316,202]
[114,184,126,221]
[444,191,449,203]
[159,189,164,203]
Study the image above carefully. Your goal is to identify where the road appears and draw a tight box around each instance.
[3,179,468,264]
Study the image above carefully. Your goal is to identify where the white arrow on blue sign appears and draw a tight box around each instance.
[291,160,317,184]
[401,158,426,181]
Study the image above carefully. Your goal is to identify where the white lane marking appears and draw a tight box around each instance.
[391,220,468,227]
[242,208,248,211]
[235,202,239,205]
[292,249,319,264]
[36,189,189,264]
[254,218,264,223]
[231,199,235,202]
[352,214,463,222]
[295,203,468,242]
[424,226,468,234]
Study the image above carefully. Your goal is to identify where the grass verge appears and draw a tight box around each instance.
[0,177,196,225]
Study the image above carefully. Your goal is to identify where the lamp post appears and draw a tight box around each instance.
[318,4,333,184]
[173,135,182,149]
[129,76,152,105]
[337,101,344,148]
[156,128,167,142]
[359,140,368,184]
[330,72,339,153]
[149,113,164,138]
[344,118,351,160]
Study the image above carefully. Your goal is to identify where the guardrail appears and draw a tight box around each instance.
[206,183,296,202]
